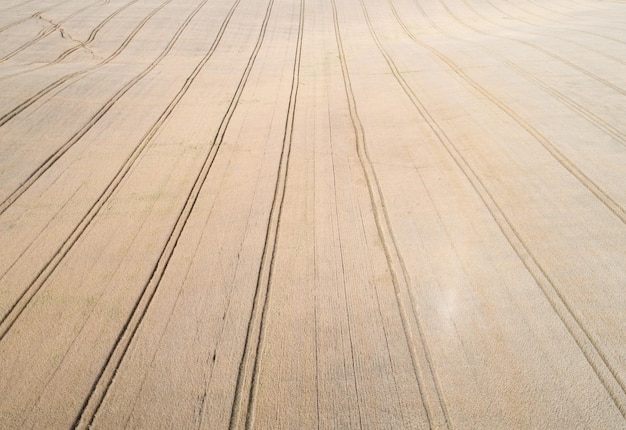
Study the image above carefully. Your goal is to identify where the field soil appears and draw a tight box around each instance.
[1,0,625,428]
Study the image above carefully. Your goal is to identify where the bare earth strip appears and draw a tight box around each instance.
[0,0,625,428]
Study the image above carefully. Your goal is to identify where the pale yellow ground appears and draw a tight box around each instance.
[0,0,625,428]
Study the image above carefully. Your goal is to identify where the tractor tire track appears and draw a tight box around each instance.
[0,0,222,340]
[70,0,276,425]
[575,29,626,48]
[472,0,626,67]
[0,0,38,14]
[411,0,626,225]
[489,51,626,148]
[497,0,626,43]
[53,0,140,62]
[436,0,626,97]
[330,0,450,428]
[382,0,626,417]
[228,0,303,427]
[0,0,105,64]
[0,0,173,129]
[0,0,140,82]
[524,0,581,19]
[0,0,178,216]
[461,0,626,144]
[0,0,75,33]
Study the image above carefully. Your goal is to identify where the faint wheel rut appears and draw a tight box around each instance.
[409,0,626,226]
[381,0,626,417]
[436,0,626,97]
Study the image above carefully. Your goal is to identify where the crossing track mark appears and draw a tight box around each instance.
[0,0,226,342]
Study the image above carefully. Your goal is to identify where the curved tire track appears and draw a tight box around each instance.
[0,0,140,82]
[70,0,278,425]
[436,0,626,97]
[489,50,626,148]
[0,0,105,64]
[408,0,626,225]
[329,0,451,428]
[491,0,626,45]
[0,0,75,33]
[458,0,626,146]
[0,0,177,216]
[0,0,223,340]
[380,0,626,417]
[0,0,173,129]
[468,0,626,67]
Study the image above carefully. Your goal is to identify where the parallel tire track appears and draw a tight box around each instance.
[437,0,626,97]
[576,29,626,47]
[0,0,141,82]
[0,0,75,33]
[228,0,304,427]
[383,0,626,417]
[330,0,450,428]
[467,0,626,145]
[467,0,626,67]
[0,0,173,130]
[0,0,176,216]
[0,0,37,14]
[489,51,626,148]
[487,0,626,46]
[53,0,139,62]
[411,0,626,226]
[0,0,217,341]
[71,0,277,425]
[0,0,104,64]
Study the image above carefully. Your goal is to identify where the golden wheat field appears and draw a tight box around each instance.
[1,0,625,428]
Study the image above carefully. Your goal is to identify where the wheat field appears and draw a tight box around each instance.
[1,0,625,428]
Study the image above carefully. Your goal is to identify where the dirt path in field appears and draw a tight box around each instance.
[1,0,625,428]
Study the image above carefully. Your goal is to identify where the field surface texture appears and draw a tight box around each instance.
[1,0,626,428]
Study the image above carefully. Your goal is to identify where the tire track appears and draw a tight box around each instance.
[462,0,626,144]
[490,51,626,148]
[380,0,626,417]
[330,0,450,428]
[0,0,177,216]
[473,0,626,67]
[0,0,105,64]
[437,0,626,97]
[410,0,626,226]
[0,0,141,82]
[0,0,37,13]
[53,0,140,62]
[0,0,172,130]
[70,0,276,425]
[523,0,579,18]
[519,0,626,46]
[228,0,303,427]
[0,0,75,33]
[0,0,222,340]
[576,29,626,48]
